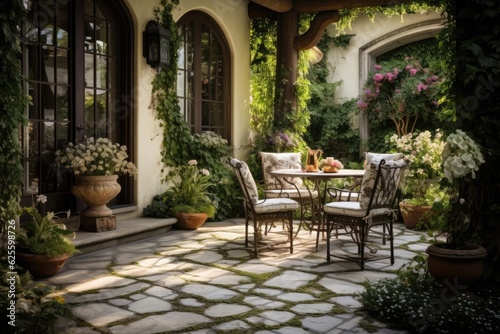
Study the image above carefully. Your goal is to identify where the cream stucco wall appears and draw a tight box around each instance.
[121,0,250,217]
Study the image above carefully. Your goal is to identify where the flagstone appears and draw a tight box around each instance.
[205,303,251,317]
[71,303,135,327]
[244,296,287,309]
[263,270,317,289]
[109,312,210,334]
[291,302,333,314]
[127,296,172,313]
[182,283,240,300]
[301,315,344,333]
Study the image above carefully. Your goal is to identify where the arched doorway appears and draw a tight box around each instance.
[358,19,444,145]
[21,0,135,213]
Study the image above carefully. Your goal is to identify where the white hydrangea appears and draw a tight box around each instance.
[442,129,485,182]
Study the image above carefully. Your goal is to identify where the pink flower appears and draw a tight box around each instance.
[357,100,368,109]
[410,68,418,76]
[417,83,428,92]
[374,64,382,70]
[373,73,384,82]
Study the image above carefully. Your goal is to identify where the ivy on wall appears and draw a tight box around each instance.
[0,0,27,230]
[150,0,241,221]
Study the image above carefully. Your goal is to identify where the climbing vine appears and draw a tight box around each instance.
[150,0,240,220]
[0,0,27,231]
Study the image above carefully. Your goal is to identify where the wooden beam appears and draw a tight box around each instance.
[248,1,274,20]
[294,0,413,13]
[249,0,292,13]
[294,11,340,50]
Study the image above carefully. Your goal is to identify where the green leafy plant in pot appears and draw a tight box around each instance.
[388,130,450,229]
[164,160,217,229]
[425,129,487,285]
[16,188,77,278]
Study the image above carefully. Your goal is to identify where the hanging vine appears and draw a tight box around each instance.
[0,0,27,231]
[150,0,240,220]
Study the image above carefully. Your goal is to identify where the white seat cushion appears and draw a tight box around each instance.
[324,201,394,218]
[324,201,366,217]
[254,198,299,213]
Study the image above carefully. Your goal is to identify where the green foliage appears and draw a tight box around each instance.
[151,1,241,220]
[163,160,217,218]
[142,194,171,218]
[305,34,360,163]
[360,254,500,333]
[1,262,72,334]
[442,0,500,283]
[364,38,446,151]
[0,0,27,231]
[249,14,312,179]
[17,206,76,257]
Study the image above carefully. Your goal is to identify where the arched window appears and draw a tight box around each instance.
[21,0,134,213]
[176,11,231,142]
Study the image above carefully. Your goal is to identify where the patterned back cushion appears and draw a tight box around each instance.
[260,152,303,189]
[359,152,403,209]
[230,158,259,203]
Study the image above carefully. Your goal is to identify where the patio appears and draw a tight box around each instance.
[42,218,431,333]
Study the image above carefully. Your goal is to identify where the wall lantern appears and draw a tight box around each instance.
[143,20,170,68]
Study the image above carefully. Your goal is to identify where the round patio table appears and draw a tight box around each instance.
[271,168,365,250]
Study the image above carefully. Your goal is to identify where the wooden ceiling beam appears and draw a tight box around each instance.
[294,11,340,50]
[249,0,413,15]
[248,2,275,19]
[249,0,293,13]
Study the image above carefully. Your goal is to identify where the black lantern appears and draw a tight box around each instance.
[143,20,170,68]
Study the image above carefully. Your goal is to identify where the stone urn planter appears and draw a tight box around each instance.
[72,175,121,232]
[174,212,208,230]
[16,253,71,278]
[399,202,432,229]
[426,243,488,285]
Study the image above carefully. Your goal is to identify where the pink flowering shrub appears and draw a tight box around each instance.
[357,57,442,137]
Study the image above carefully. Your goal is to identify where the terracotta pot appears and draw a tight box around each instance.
[16,253,71,278]
[399,202,432,229]
[426,244,487,285]
[72,175,121,218]
[174,212,208,230]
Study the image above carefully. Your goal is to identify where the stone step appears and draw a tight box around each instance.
[70,217,177,255]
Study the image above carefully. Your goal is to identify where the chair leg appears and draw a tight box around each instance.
[325,215,331,262]
[289,214,294,254]
[389,221,394,265]
[253,219,259,257]
[360,225,366,270]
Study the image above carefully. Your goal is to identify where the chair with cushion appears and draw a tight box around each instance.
[229,157,300,257]
[323,157,407,270]
[259,152,319,234]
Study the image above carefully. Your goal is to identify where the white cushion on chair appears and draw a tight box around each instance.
[324,201,366,217]
[324,201,394,218]
[260,152,303,189]
[230,158,259,203]
[254,198,299,213]
[359,152,404,209]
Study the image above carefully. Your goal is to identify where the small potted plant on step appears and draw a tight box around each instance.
[16,185,77,278]
[164,160,217,229]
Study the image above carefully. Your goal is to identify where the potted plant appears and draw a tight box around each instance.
[16,190,77,278]
[388,130,450,229]
[164,160,217,229]
[55,137,138,231]
[425,129,488,284]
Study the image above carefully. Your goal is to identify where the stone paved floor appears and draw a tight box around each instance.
[42,218,432,334]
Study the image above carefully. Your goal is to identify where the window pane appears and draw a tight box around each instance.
[85,53,95,87]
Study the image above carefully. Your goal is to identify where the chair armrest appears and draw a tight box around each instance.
[326,186,360,202]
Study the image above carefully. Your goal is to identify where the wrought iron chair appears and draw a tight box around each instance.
[259,152,319,235]
[229,157,299,257]
[323,158,408,270]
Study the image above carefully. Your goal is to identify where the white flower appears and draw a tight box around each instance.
[201,168,210,176]
[36,194,47,204]
[188,160,198,166]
